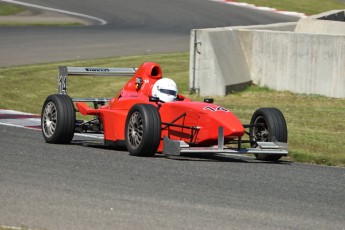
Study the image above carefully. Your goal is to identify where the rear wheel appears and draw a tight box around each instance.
[250,108,287,161]
[41,94,75,144]
[125,104,161,156]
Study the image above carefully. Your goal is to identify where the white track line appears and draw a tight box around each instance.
[210,0,307,18]
[0,121,40,130]
[0,121,104,139]
[0,109,104,139]
[0,0,107,25]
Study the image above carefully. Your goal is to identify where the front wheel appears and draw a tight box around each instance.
[125,104,161,156]
[41,94,75,144]
[250,108,287,161]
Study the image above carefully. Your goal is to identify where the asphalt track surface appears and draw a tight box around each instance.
[1,125,345,230]
[0,0,298,67]
[1,1,345,229]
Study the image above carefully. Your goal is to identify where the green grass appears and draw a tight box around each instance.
[0,3,83,26]
[0,3,24,16]
[237,0,345,15]
[1,52,345,167]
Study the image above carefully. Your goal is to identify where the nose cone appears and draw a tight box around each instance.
[197,107,245,144]
[159,101,245,146]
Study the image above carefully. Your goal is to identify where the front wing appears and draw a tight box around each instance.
[163,127,288,157]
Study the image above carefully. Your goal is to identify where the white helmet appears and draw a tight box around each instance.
[152,78,178,102]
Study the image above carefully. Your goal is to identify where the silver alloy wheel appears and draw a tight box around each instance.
[125,104,161,156]
[42,101,57,138]
[128,111,143,148]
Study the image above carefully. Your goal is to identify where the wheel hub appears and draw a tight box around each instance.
[42,102,57,138]
[128,112,143,148]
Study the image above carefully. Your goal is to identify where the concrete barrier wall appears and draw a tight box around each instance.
[241,29,345,98]
[190,10,345,98]
[189,22,296,96]
[189,28,251,96]
[295,18,345,35]
[310,10,345,21]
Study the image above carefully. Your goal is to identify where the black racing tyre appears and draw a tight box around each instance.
[250,108,287,161]
[125,104,161,157]
[41,94,75,144]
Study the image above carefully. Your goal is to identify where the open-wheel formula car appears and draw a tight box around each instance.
[41,62,288,161]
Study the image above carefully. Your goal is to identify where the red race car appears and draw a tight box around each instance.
[41,62,288,161]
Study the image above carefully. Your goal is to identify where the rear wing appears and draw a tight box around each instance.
[58,66,137,102]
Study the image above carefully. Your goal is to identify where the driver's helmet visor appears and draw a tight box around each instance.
[159,88,177,97]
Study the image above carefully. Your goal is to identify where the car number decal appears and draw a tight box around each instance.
[203,106,229,112]
[58,75,67,94]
